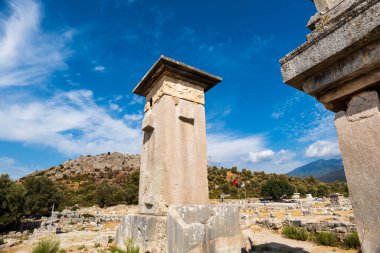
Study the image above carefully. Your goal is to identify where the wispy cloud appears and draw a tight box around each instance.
[94,65,106,72]
[124,113,143,121]
[128,95,144,105]
[0,90,142,157]
[0,0,70,88]
[271,92,302,120]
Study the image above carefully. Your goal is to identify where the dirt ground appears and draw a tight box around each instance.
[243,225,358,253]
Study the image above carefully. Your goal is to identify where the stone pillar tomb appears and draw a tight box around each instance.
[280,0,380,252]
[116,56,241,253]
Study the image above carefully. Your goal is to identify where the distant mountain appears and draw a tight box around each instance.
[317,168,346,183]
[287,159,346,182]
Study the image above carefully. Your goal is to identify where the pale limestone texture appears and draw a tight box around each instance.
[167,205,241,253]
[280,1,380,251]
[139,94,209,215]
[116,215,167,253]
[334,91,380,252]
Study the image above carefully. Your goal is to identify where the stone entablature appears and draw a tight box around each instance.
[144,75,205,112]
[280,0,380,112]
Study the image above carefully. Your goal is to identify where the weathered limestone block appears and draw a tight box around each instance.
[167,205,241,253]
[334,90,380,253]
[116,215,167,253]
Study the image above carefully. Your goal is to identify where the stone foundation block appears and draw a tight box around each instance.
[116,214,167,253]
[167,205,241,253]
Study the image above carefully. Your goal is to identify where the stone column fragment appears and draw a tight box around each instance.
[334,90,380,252]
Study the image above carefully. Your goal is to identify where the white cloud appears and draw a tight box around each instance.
[109,103,123,112]
[248,149,295,165]
[305,140,341,158]
[0,90,142,157]
[248,150,275,163]
[124,113,143,121]
[114,95,123,101]
[275,149,296,165]
[94,65,105,72]
[128,96,144,105]
[0,0,69,88]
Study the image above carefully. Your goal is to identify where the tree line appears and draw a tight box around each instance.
[0,171,139,229]
[1,166,349,228]
[208,166,349,200]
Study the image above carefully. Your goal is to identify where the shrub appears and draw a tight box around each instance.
[344,232,361,249]
[282,225,309,241]
[110,239,139,253]
[32,238,65,253]
[311,231,339,246]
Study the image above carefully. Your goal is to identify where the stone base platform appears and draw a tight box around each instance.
[115,214,167,253]
[116,204,241,253]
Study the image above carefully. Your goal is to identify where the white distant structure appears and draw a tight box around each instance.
[292,192,300,199]
[306,194,313,199]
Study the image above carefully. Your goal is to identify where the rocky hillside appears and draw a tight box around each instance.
[28,152,140,188]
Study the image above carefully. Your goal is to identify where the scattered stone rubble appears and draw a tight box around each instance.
[238,197,357,245]
[0,205,137,251]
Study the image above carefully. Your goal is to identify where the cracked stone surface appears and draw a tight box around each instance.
[334,90,380,253]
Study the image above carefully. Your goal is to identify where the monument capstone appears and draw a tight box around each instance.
[116,56,242,253]
[280,0,380,252]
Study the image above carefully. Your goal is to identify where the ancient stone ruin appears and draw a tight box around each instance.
[116,56,241,252]
[280,0,380,252]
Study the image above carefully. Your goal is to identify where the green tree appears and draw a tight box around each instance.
[96,183,115,208]
[0,174,26,226]
[124,171,140,205]
[24,176,63,216]
[261,179,295,201]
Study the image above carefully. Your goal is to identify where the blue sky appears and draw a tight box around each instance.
[0,0,341,178]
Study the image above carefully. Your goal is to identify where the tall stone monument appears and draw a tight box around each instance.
[116,56,241,253]
[134,56,219,215]
[280,0,380,252]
